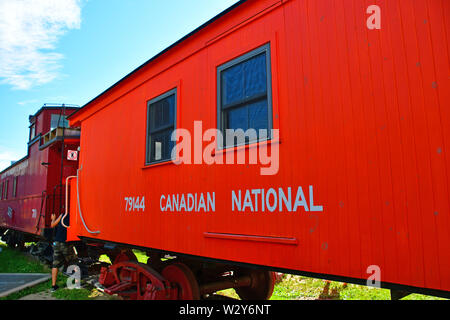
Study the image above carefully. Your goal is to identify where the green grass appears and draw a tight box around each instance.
[133,250,149,263]
[218,274,447,300]
[0,242,49,274]
[52,286,108,300]
[0,242,51,300]
[272,275,447,300]
[1,242,447,300]
[0,242,114,300]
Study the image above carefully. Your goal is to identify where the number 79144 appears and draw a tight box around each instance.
[124,196,146,212]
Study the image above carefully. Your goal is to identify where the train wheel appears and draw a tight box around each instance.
[235,269,275,300]
[161,263,200,300]
[100,261,172,300]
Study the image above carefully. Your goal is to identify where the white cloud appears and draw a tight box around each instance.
[0,0,82,90]
[17,99,39,106]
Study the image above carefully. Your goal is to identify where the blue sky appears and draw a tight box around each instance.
[0,0,239,170]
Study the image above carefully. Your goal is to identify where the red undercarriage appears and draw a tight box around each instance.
[98,250,280,300]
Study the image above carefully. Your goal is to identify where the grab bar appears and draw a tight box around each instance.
[77,166,100,234]
[62,166,100,234]
[62,176,77,228]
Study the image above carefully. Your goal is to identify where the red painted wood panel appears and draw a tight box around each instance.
[69,0,450,294]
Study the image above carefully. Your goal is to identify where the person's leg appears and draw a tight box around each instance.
[51,242,63,291]
[51,267,58,286]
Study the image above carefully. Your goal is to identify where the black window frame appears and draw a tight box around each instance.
[217,43,273,150]
[145,88,178,165]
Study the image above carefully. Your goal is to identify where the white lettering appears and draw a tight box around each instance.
[161,192,216,213]
[266,188,277,212]
[293,186,309,212]
[232,190,241,211]
[160,195,165,212]
[231,186,323,213]
[309,185,323,212]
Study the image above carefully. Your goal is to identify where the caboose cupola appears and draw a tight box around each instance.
[27,104,80,150]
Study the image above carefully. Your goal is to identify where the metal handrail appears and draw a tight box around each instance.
[62,176,77,228]
[35,190,47,232]
[76,166,100,234]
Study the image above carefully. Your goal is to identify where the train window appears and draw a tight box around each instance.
[217,43,273,149]
[0,182,3,200]
[29,123,36,140]
[51,114,69,130]
[146,89,177,164]
[12,177,18,198]
[3,180,8,200]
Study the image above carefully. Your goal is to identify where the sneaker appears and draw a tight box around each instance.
[50,285,59,293]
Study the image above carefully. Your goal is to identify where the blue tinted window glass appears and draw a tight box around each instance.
[219,45,271,148]
[226,100,269,133]
[222,63,244,106]
[243,53,267,98]
[227,106,248,131]
[221,52,267,107]
[248,100,268,132]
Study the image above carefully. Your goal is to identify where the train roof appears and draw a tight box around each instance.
[67,0,248,122]
[29,105,80,121]
[0,156,28,176]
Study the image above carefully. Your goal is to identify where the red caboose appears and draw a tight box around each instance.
[67,0,449,300]
[0,105,80,248]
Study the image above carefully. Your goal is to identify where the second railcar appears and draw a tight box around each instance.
[0,105,80,247]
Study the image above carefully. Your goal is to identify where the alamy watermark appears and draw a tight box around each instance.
[367,5,381,30]
[66,264,81,290]
[366,265,382,288]
[170,121,280,176]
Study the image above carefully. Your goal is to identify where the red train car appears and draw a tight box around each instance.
[67,0,450,299]
[0,105,80,247]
